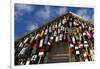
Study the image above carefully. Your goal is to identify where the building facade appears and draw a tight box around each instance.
[15,12,94,65]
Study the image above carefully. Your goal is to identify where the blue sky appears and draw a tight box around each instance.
[15,3,94,38]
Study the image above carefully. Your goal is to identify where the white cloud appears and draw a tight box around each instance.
[77,9,91,21]
[35,6,51,20]
[90,14,94,24]
[44,6,51,19]
[26,23,38,31]
[15,4,34,21]
[35,6,68,23]
[59,7,68,15]
[77,9,94,24]
[16,4,33,12]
